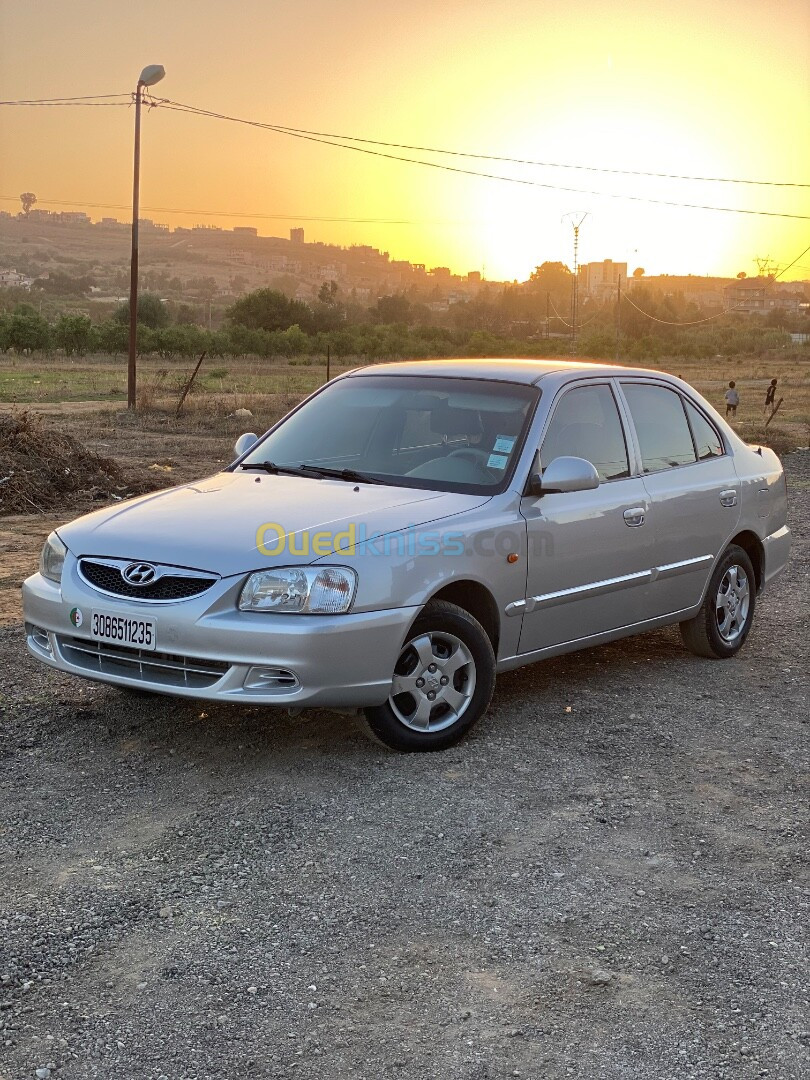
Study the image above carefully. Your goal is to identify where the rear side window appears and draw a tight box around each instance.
[622,383,697,473]
[541,384,630,481]
[684,399,724,459]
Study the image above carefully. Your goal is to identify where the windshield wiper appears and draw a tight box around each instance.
[239,461,311,477]
[298,464,385,485]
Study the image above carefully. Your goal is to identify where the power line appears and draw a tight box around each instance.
[0,194,458,227]
[148,96,809,189]
[3,91,807,214]
[2,94,806,188]
[257,125,810,190]
[618,240,810,325]
[0,93,131,105]
[151,98,810,221]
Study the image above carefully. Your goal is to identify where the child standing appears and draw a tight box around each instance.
[725,381,739,418]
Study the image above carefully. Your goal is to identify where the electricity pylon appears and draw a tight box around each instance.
[562,211,590,355]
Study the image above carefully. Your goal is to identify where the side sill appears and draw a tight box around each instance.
[496,607,699,672]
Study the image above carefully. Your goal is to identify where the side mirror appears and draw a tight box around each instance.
[234,432,258,458]
[533,455,600,495]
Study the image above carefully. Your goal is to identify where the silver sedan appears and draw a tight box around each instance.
[23,359,790,751]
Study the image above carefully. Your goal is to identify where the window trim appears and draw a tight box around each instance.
[681,395,727,462]
[231,373,542,496]
[617,379,728,476]
[532,378,633,486]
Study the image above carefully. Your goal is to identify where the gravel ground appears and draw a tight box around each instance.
[1,453,808,1080]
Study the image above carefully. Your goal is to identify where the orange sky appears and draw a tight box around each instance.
[1,0,808,281]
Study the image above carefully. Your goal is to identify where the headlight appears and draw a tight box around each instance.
[239,566,357,614]
[40,531,67,584]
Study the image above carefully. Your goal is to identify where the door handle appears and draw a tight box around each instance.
[719,489,738,507]
[623,507,646,527]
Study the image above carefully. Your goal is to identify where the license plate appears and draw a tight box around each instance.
[90,611,157,651]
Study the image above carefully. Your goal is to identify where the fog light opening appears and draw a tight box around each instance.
[27,624,53,655]
[243,666,299,692]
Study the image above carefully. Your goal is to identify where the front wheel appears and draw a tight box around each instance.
[679,545,756,659]
[363,600,496,751]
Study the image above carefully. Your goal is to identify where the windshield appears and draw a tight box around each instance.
[239,374,540,494]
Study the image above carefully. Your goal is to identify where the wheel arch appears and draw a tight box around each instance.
[727,530,764,592]
[417,580,501,653]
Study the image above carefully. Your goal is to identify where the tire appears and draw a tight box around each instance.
[679,544,756,659]
[363,600,496,752]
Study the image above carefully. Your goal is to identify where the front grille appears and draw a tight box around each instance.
[57,635,230,689]
[79,559,217,602]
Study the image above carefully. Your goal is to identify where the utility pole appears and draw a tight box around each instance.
[615,274,621,361]
[127,64,165,410]
[546,292,550,339]
[562,211,589,356]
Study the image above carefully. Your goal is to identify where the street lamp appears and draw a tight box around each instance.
[128,64,165,410]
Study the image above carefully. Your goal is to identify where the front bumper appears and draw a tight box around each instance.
[22,562,416,708]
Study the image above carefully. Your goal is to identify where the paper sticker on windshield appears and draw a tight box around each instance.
[493,435,516,454]
[487,453,509,470]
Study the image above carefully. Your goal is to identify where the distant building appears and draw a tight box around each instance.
[466,271,482,283]
[290,227,305,244]
[0,269,32,289]
[724,277,804,315]
[233,226,258,237]
[53,211,91,225]
[578,259,627,300]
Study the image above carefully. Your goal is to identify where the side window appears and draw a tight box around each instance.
[684,399,724,460]
[622,383,697,473]
[541,384,630,481]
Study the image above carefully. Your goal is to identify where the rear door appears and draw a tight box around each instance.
[618,381,740,618]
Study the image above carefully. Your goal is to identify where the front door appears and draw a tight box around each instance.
[517,382,656,655]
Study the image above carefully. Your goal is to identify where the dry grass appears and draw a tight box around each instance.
[641,350,810,447]
[0,410,165,515]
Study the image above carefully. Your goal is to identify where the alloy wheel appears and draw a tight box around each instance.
[388,631,476,732]
[715,564,750,643]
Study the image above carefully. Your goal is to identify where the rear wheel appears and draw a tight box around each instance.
[680,545,756,659]
[363,600,495,751]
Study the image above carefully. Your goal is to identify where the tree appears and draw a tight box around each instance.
[114,292,170,329]
[318,280,339,305]
[632,267,645,279]
[528,262,572,296]
[4,309,51,352]
[173,302,202,326]
[96,320,128,355]
[226,288,313,333]
[54,314,92,356]
[186,276,218,301]
[374,293,412,325]
[20,192,37,216]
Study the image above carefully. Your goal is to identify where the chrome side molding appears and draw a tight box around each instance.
[506,554,714,616]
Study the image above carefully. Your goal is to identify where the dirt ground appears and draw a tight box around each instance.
[0,413,808,1079]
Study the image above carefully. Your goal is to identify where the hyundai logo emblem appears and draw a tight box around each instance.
[122,562,158,586]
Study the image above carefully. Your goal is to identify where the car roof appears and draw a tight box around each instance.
[347,357,676,386]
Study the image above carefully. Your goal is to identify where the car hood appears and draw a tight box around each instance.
[58,471,488,576]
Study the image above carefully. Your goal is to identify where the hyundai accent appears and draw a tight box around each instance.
[23,359,790,751]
